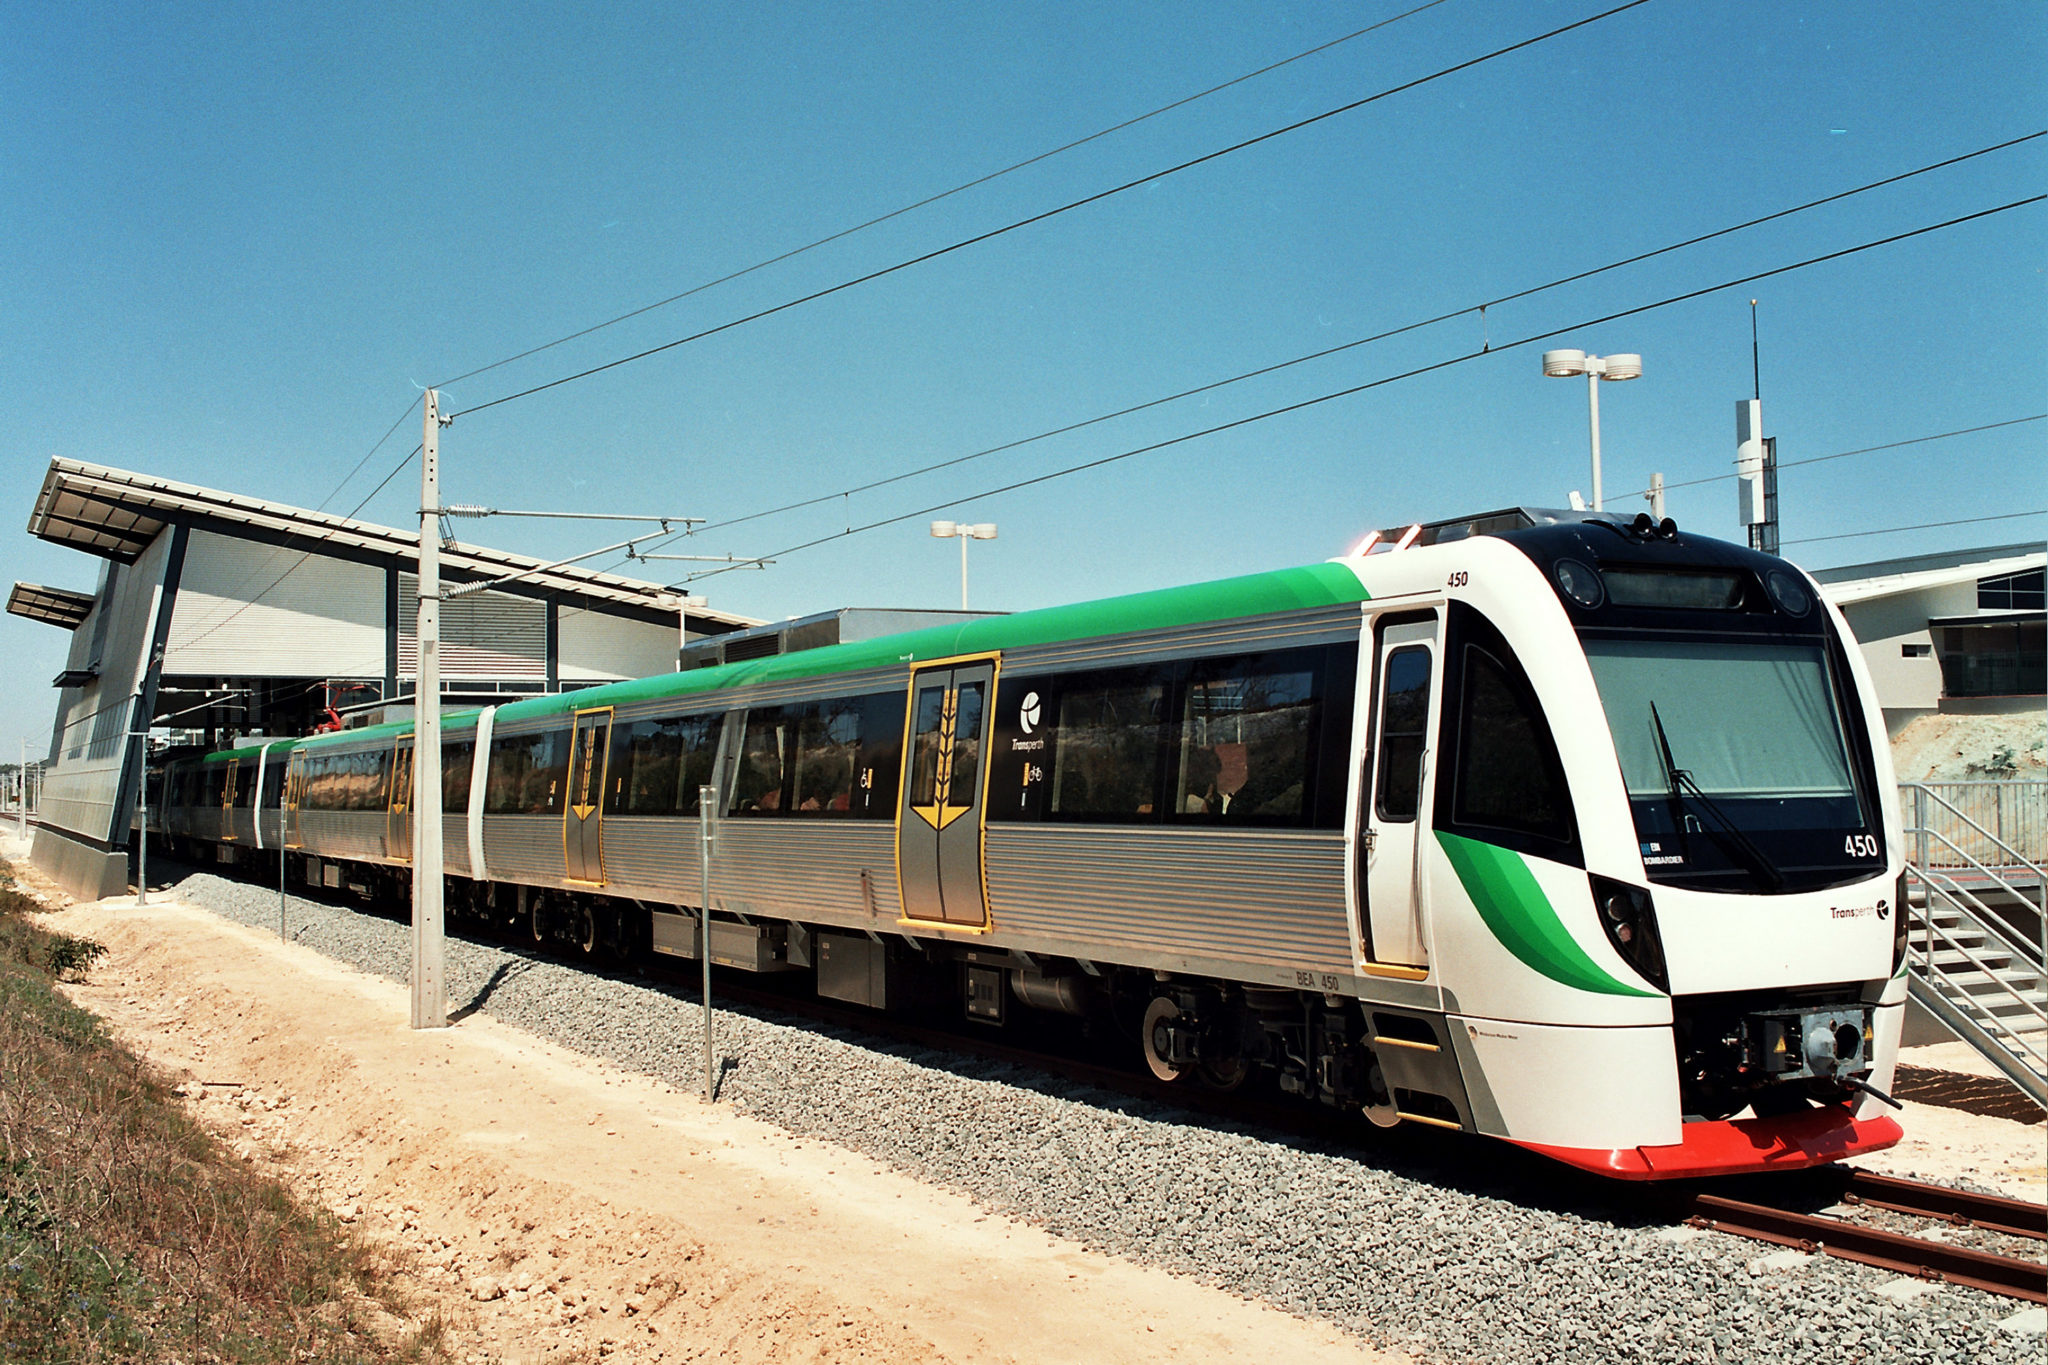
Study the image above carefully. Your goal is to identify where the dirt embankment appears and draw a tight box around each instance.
[38,883,1397,1365]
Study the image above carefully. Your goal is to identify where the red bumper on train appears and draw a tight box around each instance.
[1513,1106,1905,1181]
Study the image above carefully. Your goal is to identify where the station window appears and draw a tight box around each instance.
[1978,568,2045,611]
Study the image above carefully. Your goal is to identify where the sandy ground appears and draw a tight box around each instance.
[25,876,1400,1365]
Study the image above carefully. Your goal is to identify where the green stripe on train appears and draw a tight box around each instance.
[1435,830,1657,998]
[280,560,1369,753]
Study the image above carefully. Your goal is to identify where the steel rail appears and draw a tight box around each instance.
[1838,1169,2047,1242]
[1683,1191,2048,1303]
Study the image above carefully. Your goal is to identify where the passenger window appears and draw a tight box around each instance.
[1177,656,1319,824]
[1374,646,1432,823]
[1453,645,1571,841]
[732,708,792,814]
[444,740,474,809]
[792,698,863,814]
[484,729,568,815]
[1050,676,1166,819]
[609,715,718,817]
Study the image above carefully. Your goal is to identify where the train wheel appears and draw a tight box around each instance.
[571,903,598,957]
[528,896,547,946]
[1197,1055,1247,1092]
[1141,997,1184,1082]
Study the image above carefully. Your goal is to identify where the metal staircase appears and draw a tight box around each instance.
[1898,782,2047,1111]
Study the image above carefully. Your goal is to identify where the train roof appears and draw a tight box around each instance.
[258,562,1363,752]
[490,560,1372,726]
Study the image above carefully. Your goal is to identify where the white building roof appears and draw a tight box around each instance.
[27,458,758,630]
[1817,550,2043,608]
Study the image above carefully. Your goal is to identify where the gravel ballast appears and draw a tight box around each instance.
[171,871,2041,1364]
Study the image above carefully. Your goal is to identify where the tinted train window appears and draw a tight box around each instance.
[1432,602,1581,865]
[1050,672,1168,819]
[1176,653,1320,824]
[1453,646,1570,840]
[988,647,1353,828]
[608,714,720,817]
[1374,648,1432,822]
[485,728,569,814]
[731,693,901,818]
[444,740,475,808]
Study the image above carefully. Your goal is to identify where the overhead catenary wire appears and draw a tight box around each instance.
[446,0,1656,420]
[672,195,2044,584]
[674,133,2045,544]
[1782,510,2047,547]
[431,0,1451,392]
[1621,413,2048,500]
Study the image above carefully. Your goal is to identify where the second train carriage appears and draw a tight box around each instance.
[159,509,1911,1179]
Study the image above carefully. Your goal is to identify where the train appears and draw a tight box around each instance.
[152,507,1910,1180]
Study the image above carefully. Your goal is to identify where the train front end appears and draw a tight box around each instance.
[1422,516,1906,1179]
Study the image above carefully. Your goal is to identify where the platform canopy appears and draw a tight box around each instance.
[26,458,755,630]
[6,581,97,631]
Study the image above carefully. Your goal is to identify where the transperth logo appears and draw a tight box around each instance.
[1020,691,1041,734]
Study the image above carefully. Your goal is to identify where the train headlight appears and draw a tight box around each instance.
[1590,875,1668,993]
[1766,571,1812,617]
[1553,559,1605,609]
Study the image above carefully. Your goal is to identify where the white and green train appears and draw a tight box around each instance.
[156,508,1909,1179]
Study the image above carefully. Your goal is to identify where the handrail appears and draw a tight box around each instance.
[1913,844,2047,966]
[1908,881,2048,1041]
[1908,782,2047,881]
[1906,976,2048,1110]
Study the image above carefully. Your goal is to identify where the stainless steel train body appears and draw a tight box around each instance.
[157,514,1909,1178]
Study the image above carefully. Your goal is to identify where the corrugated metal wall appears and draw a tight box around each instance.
[164,530,385,677]
[397,573,546,680]
[42,533,176,844]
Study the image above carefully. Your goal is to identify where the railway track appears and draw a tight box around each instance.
[1681,1171,2047,1304]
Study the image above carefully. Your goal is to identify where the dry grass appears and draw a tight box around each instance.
[0,867,452,1364]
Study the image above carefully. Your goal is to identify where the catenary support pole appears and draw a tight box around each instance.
[411,390,447,1030]
[699,783,717,1101]
[279,756,287,944]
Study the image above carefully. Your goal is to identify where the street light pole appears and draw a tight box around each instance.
[930,521,997,610]
[1541,350,1642,512]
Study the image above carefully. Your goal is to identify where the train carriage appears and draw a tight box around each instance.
[159,508,1909,1179]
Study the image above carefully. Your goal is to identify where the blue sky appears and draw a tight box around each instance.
[3,1,2042,753]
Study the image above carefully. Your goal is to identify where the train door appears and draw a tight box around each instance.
[896,658,995,927]
[220,759,240,842]
[564,707,613,885]
[1360,617,1439,970]
[388,741,414,864]
[283,750,304,850]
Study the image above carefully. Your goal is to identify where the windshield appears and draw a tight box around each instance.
[1587,639,1855,799]
[1583,636,1879,892]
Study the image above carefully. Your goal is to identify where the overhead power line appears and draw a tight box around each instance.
[674,195,2044,583]
[447,0,1655,420]
[433,0,1451,392]
[1623,413,2048,500]
[680,133,2043,543]
[1784,509,2047,547]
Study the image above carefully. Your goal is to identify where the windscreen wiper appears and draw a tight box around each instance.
[1648,702,1785,892]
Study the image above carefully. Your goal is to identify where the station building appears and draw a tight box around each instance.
[9,459,758,900]
[1815,542,2046,736]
